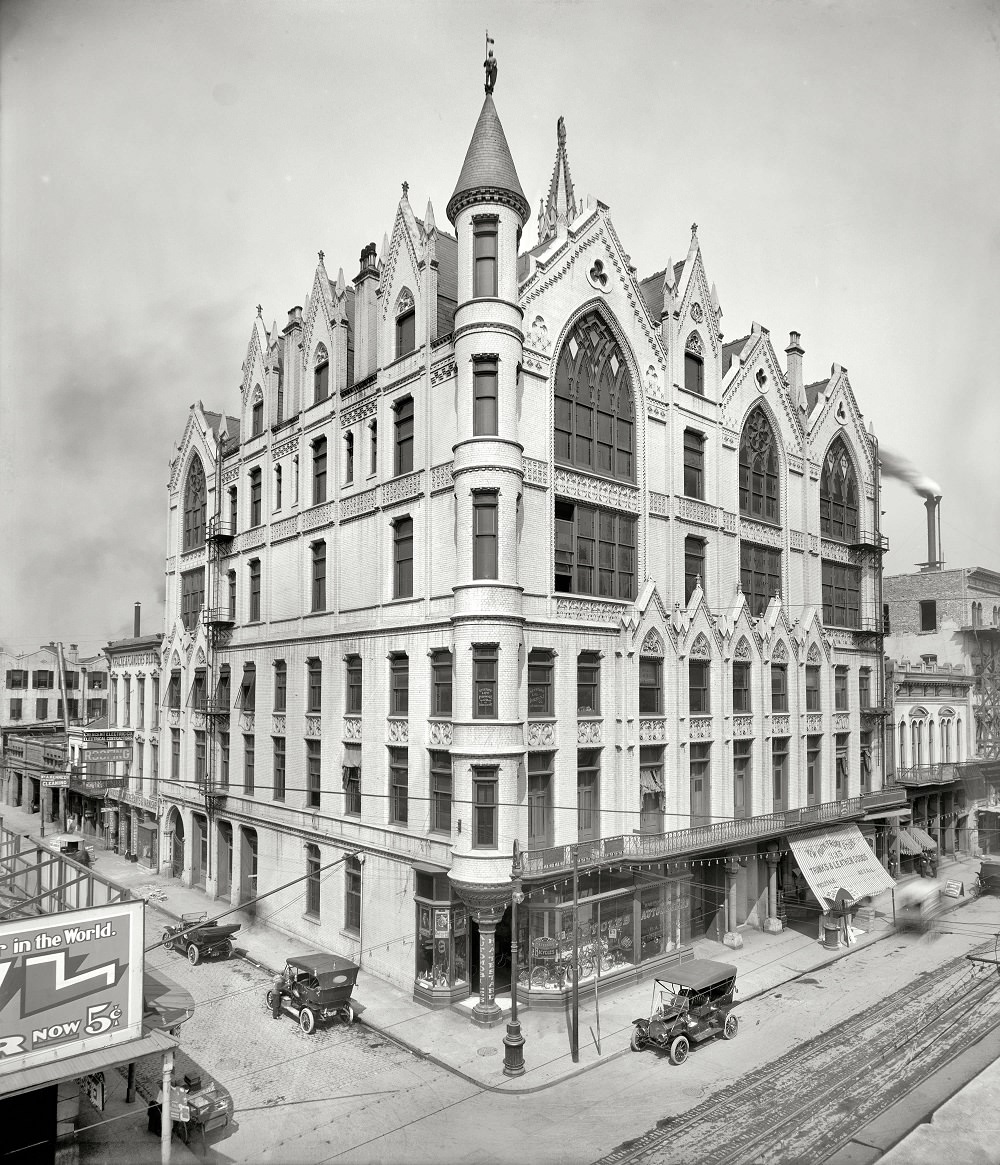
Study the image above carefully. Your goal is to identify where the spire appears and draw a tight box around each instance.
[537,116,578,244]
[447,40,529,226]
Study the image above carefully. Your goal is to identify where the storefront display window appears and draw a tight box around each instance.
[414,888,468,993]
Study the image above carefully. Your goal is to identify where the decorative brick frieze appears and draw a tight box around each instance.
[821,539,855,564]
[805,714,823,734]
[639,719,666,743]
[526,721,556,748]
[740,518,783,549]
[272,715,286,735]
[786,452,805,476]
[431,361,458,386]
[721,428,738,449]
[647,398,668,422]
[689,715,713,740]
[649,492,669,517]
[523,458,549,487]
[273,437,299,461]
[305,716,322,737]
[577,719,602,744]
[341,486,379,521]
[554,468,640,514]
[770,714,790,735]
[240,713,255,733]
[236,529,266,554]
[221,467,239,486]
[272,516,299,542]
[387,719,409,743]
[431,463,455,493]
[343,716,362,742]
[555,597,628,624]
[721,511,738,535]
[676,496,720,529]
[790,529,806,552]
[382,471,423,509]
[302,503,336,533]
[833,713,850,733]
[732,716,754,738]
[428,721,453,746]
[168,710,180,728]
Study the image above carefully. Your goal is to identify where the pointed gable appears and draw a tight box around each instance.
[447,94,529,225]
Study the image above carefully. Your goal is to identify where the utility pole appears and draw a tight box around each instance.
[571,844,579,1063]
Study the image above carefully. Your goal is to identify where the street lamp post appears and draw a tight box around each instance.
[502,840,525,1077]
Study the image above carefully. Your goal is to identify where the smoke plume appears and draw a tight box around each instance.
[879,446,942,499]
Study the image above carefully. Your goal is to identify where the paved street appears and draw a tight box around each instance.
[116,898,1000,1165]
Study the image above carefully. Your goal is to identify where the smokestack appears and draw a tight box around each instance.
[923,496,943,571]
[134,602,141,637]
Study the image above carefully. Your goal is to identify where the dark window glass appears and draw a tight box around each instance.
[274,465,282,510]
[820,437,859,543]
[733,660,751,714]
[430,751,452,834]
[473,492,498,580]
[183,456,207,551]
[312,437,327,505]
[307,658,322,714]
[733,738,751,820]
[684,536,705,604]
[370,420,377,474]
[273,737,285,801]
[684,350,704,396]
[690,742,711,826]
[689,660,711,714]
[252,397,263,437]
[683,430,704,498]
[249,559,261,622]
[639,658,662,716]
[473,771,498,848]
[239,664,256,712]
[180,568,205,632]
[243,735,255,795]
[859,668,871,709]
[836,734,849,798]
[311,542,326,612]
[771,663,788,713]
[191,669,207,712]
[394,397,414,475]
[431,650,453,718]
[394,516,413,598]
[835,666,849,711]
[343,763,361,816]
[167,670,181,710]
[229,487,238,534]
[314,349,329,404]
[554,499,635,600]
[346,655,362,714]
[772,737,789,810]
[920,600,937,632]
[527,649,554,717]
[390,655,409,716]
[577,651,600,715]
[554,312,634,483]
[171,729,180,780]
[344,432,354,483]
[473,358,498,435]
[528,752,554,848]
[389,747,408,825]
[806,665,821,712]
[307,740,321,808]
[218,733,229,789]
[807,736,821,802]
[345,855,361,931]
[740,542,781,618]
[228,571,236,618]
[822,560,861,628]
[306,844,321,916]
[577,750,600,842]
[739,407,779,524]
[396,310,415,357]
[473,220,498,297]
[473,645,497,719]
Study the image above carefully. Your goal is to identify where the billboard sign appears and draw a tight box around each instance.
[0,901,144,1074]
[84,748,132,764]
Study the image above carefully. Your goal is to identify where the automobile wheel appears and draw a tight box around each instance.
[630,1028,644,1052]
[669,1035,690,1066]
[224,940,234,958]
[722,1013,739,1040]
[187,943,201,966]
[299,1007,316,1034]
[265,990,275,1010]
[162,932,173,950]
[342,1003,354,1025]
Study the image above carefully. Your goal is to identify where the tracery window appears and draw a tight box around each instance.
[314,345,329,405]
[183,456,207,551]
[739,407,779,524]
[554,312,634,483]
[820,437,858,542]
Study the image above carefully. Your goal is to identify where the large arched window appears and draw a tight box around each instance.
[183,456,207,551]
[738,406,779,524]
[554,312,634,483]
[820,437,858,542]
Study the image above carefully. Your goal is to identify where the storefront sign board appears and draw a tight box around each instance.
[788,823,896,907]
[944,880,964,898]
[84,748,132,763]
[0,900,144,1075]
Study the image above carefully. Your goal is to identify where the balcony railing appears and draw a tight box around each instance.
[894,763,970,786]
[520,786,908,879]
[849,529,889,553]
[206,517,235,541]
[202,608,235,627]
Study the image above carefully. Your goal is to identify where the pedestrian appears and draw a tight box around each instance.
[271,968,287,1020]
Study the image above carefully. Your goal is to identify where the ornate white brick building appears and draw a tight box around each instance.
[154,57,903,1024]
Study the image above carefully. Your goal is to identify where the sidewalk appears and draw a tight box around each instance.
[1,801,983,1094]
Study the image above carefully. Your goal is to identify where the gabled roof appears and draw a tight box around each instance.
[722,335,751,376]
[637,262,687,324]
[447,95,529,225]
[805,378,830,413]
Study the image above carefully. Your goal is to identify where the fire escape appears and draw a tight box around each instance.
[850,522,891,783]
[202,513,235,809]
[966,621,1000,761]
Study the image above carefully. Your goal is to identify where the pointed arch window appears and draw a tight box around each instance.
[739,407,779,524]
[820,437,858,543]
[554,313,634,484]
[684,333,704,397]
[251,388,264,437]
[314,345,329,405]
[183,456,207,551]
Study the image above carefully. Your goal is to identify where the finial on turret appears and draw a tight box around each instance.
[256,304,262,317]
[691,222,698,236]
[401,180,409,199]
[318,250,324,265]
[484,32,497,94]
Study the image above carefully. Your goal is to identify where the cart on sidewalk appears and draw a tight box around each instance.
[162,912,241,965]
[976,860,1000,896]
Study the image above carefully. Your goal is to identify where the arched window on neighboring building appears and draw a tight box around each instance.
[554,311,635,483]
[928,719,936,765]
[739,406,779,524]
[183,456,207,552]
[911,719,922,768]
[820,437,859,543]
[957,717,964,761]
[898,721,906,768]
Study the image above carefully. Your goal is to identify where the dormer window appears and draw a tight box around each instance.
[396,309,415,357]
[473,218,498,297]
[314,345,329,404]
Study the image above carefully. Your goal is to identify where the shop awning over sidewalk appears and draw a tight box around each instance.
[893,828,923,856]
[908,825,938,851]
[143,966,195,1031]
[788,823,896,908]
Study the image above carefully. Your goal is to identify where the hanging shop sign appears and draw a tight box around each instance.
[83,732,134,744]
[40,774,70,788]
[0,900,144,1075]
[84,748,132,764]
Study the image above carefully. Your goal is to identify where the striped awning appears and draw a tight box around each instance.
[640,768,663,794]
[894,828,923,856]
[788,823,896,907]
[908,825,938,851]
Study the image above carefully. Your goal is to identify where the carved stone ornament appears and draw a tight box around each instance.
[577,720,602,744]
[343,716,362,742]
[733,716,754,738]
[526,315,551,352]
[689,632,711,659]
[305,716,322,738]
[639,719,666,743]
[396,287,414,316]
[450,881,511,921]
[641,629,665,657]
[807,643,822,663]
[771,714,790,735]
[833,713,850,733]
[805,714,822,734]
[772,639,788,664]
[689,716,713,740]
[272,715,286,735]
[523,458,548,487]
[428,721,453,746]
[644,366,661,399]
[734,638,752,662]
[556,598,628,625]
[690,302,704,324]
[587,258,610,292]
[387,719,409,744]
[526,721,555,748]
[685,331,703,356]
[430,463,454,492]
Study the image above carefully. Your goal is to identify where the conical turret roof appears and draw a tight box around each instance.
[447,94,529,226]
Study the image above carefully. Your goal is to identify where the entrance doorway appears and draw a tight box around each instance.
[239,827,258,911]
[169,811,185,879]
[690,864,725,941]
[217,821,233,899]
[192,814,208,889]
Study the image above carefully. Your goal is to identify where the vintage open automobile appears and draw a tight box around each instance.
[630,959,739,1064]
[266,952,360,1034]
[162,912,241,965]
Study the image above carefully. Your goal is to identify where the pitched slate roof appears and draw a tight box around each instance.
[447,95,529,225]
[722,336,751,376]
[805,378,830,413]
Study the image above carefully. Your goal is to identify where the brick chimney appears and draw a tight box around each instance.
[353,243,379,382]
[785,331,805,410]
[134,602,141,637]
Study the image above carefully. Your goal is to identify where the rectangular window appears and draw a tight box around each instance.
[740,542,782,619]
[273,660,286,712]
[151,676,159,726]
[389,747,408,825]
[430,751,452,834]
[473,358,498,435]
[473,491,498,580]
[836,734,849,798]
[171,729,180,780]
[684,351,704,396]
[527,752,554,848]
[137,677,145,728]
[690,742,711,826]
[151,741,159,789]
[243,735,255,795]
[577,651,600,715]
[527,649,554,717]
[577,749,600,842]
[733,660,751,714]
[195,730,207,786]
[274,464,282,510]
[771,663,788,713]
[315,356,330,403]
[395,310,415,358]
[180,568,205,632]
[229,488,238,535]
[683,429,705,499]
[858,668,871,710]
[250,468,262,527]
[393,516,413,598]
[684,536,706,604]
[311,542,326,612]
[473,219,498,298]
[807,736,821,803]
[554,499,635,601]
[10,699,22,720]
[806,665,821,712]
[394,397,414,475]
[733,738,751,819]
[191,669,207,712]
[273,737,286,801]
[473,770,498,848]
[638,745,664,834]
[33,699,45,720]
[345,855,362,932]
[822,560,861,628]
[307,740,321,808]
[5,669,27,688]
[639,658,662,716]
[110,678,118,724]
[860,730,872,792]
[370,420,377,474]
[167,669,181,710]
[344,432,354,483]
[62,671,79,690]
[33,669,54,689]
[343,757,361,816]
[306,845,321,918]
[835,666,849,711]
[473,645,498,719]
[249,559,261,622]
[431,650,453,718]
[390,654,409,716]
[123,676,131,725]
[346,655,362,714]
[772,737,789,811]
[307,657,322,714]
[689,659,711,714]
[219,732,229,789]
[313,437,327,505]
[919,599,937,632]
[239,663,256,712]
[228,571,237,619]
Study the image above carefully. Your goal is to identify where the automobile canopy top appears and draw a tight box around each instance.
[286,952,359,978]
[655,959,737,991]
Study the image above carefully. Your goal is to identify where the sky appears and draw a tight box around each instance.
[1,0,998,657]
